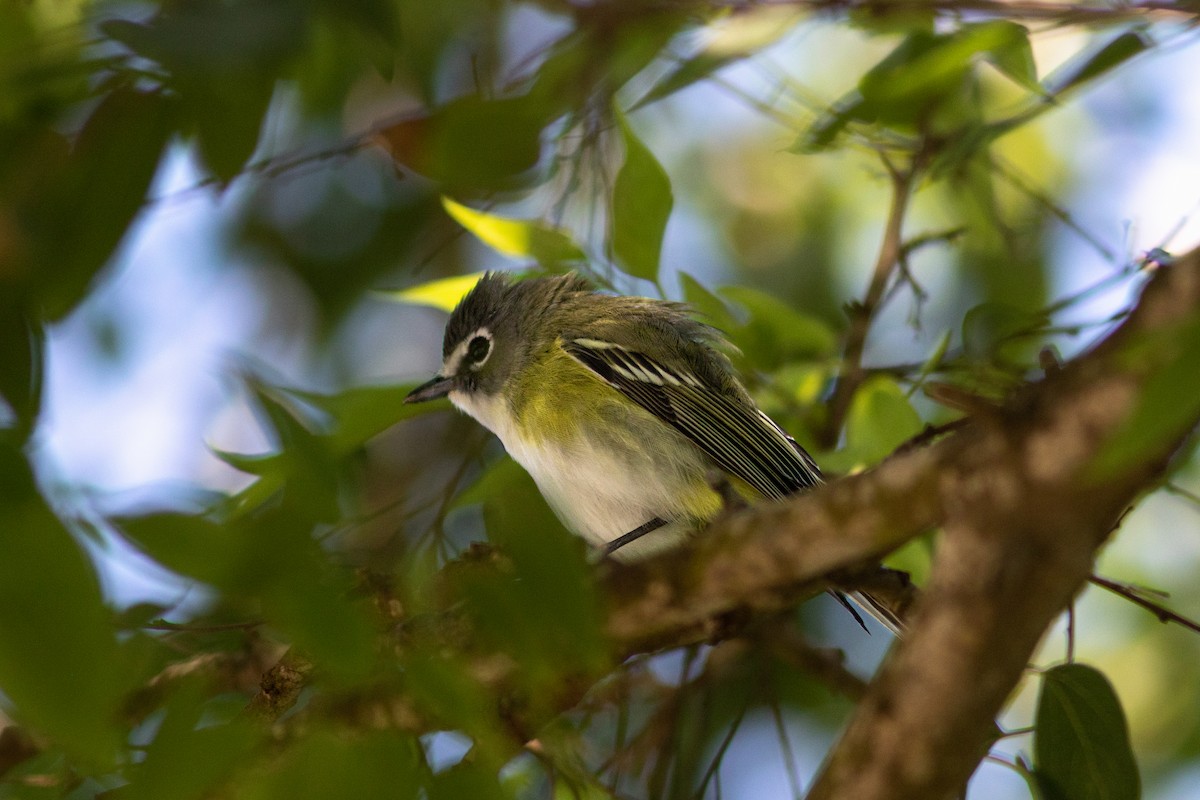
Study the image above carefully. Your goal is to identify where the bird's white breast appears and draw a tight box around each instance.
[448,389,703,558]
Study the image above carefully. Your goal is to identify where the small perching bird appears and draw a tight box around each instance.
[406,272,903,635]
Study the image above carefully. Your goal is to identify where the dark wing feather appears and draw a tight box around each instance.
[563,338,821,498]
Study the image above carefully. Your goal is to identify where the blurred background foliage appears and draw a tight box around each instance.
[1,0,1200,797]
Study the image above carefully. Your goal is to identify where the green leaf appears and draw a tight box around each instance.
[828,376,923,469]
[0,313,43,442]
[1043,31,1151,96]
[721,286,837,367]
[632,8,800,110]
[679,272,738,333]
[611,110,673,282]
[289,383,447,453]
[453,459,607,691]
[34,88,175,319]
[791,94,865,153]
[981,21,1038,90]
[120,512,252,588]
[386,270,487,312]
[1034,663,1140,800]
[102,2,308,181]
[0,447,121,767]
[854,22,1035,127]
[442,198,585,268]
[1091,319,1200,479]
[428,760,512,800]
[961,302,1047,361]
[124,684,259,800]
[377,94,553,191]
[235,730,422,800]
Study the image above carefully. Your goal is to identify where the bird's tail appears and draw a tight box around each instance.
[845,589,907,636]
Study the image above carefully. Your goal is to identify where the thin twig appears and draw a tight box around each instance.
[141,619,264,634]
[821,150,922,447]
[1088,574,1200,635]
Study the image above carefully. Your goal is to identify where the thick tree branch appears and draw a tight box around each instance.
[596,245,1200,797]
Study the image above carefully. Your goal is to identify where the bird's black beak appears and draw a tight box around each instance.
[404,374,455,404]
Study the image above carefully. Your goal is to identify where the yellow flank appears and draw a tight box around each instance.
[510,340,728,526]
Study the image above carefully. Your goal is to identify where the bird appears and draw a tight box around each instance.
[405,271,903,635]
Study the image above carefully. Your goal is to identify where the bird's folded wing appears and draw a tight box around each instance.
[563,338,821,498]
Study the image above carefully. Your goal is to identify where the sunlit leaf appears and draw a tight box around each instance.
[612,110,673,282]
[1034,663,1140,800]
[386,271,487,312]
[442,198,586,268]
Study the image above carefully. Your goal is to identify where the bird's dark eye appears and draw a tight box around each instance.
[466,335,491,364]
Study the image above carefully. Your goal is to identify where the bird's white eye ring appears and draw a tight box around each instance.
[466,334,491,368]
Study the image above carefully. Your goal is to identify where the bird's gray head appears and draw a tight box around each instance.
[404,271,591,404]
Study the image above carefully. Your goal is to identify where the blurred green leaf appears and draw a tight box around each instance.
[442,198,585,268]
[1091,319,1200,479]
[799,20,1033,150]
[679,272,738,333]
[1034,663,1140,800]
[238,382,342,522]
[453,459,607,692]
[529,11,691,116]
[235,729,422,800]
[859,22,1032,123]
[102,1,308,181]
[122,509,378,682]
[120,513,251,588]
[0,313,43,441]
[984,21,1039,89]
[0,447,121,768]
[289,382,448,453]
[961,302,1048,362]
[429,760,512,800]
[401,651,510,757]
[721,286,837,368]
[123,684,258,800]
[26,88,175,320]
[1043,31,1151,96]
[394,0,489,102]
[793,93,866,153]
[612,110,673,283]
[387,271,487,312]
[377,94,552,192]
[632,8,799,110]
